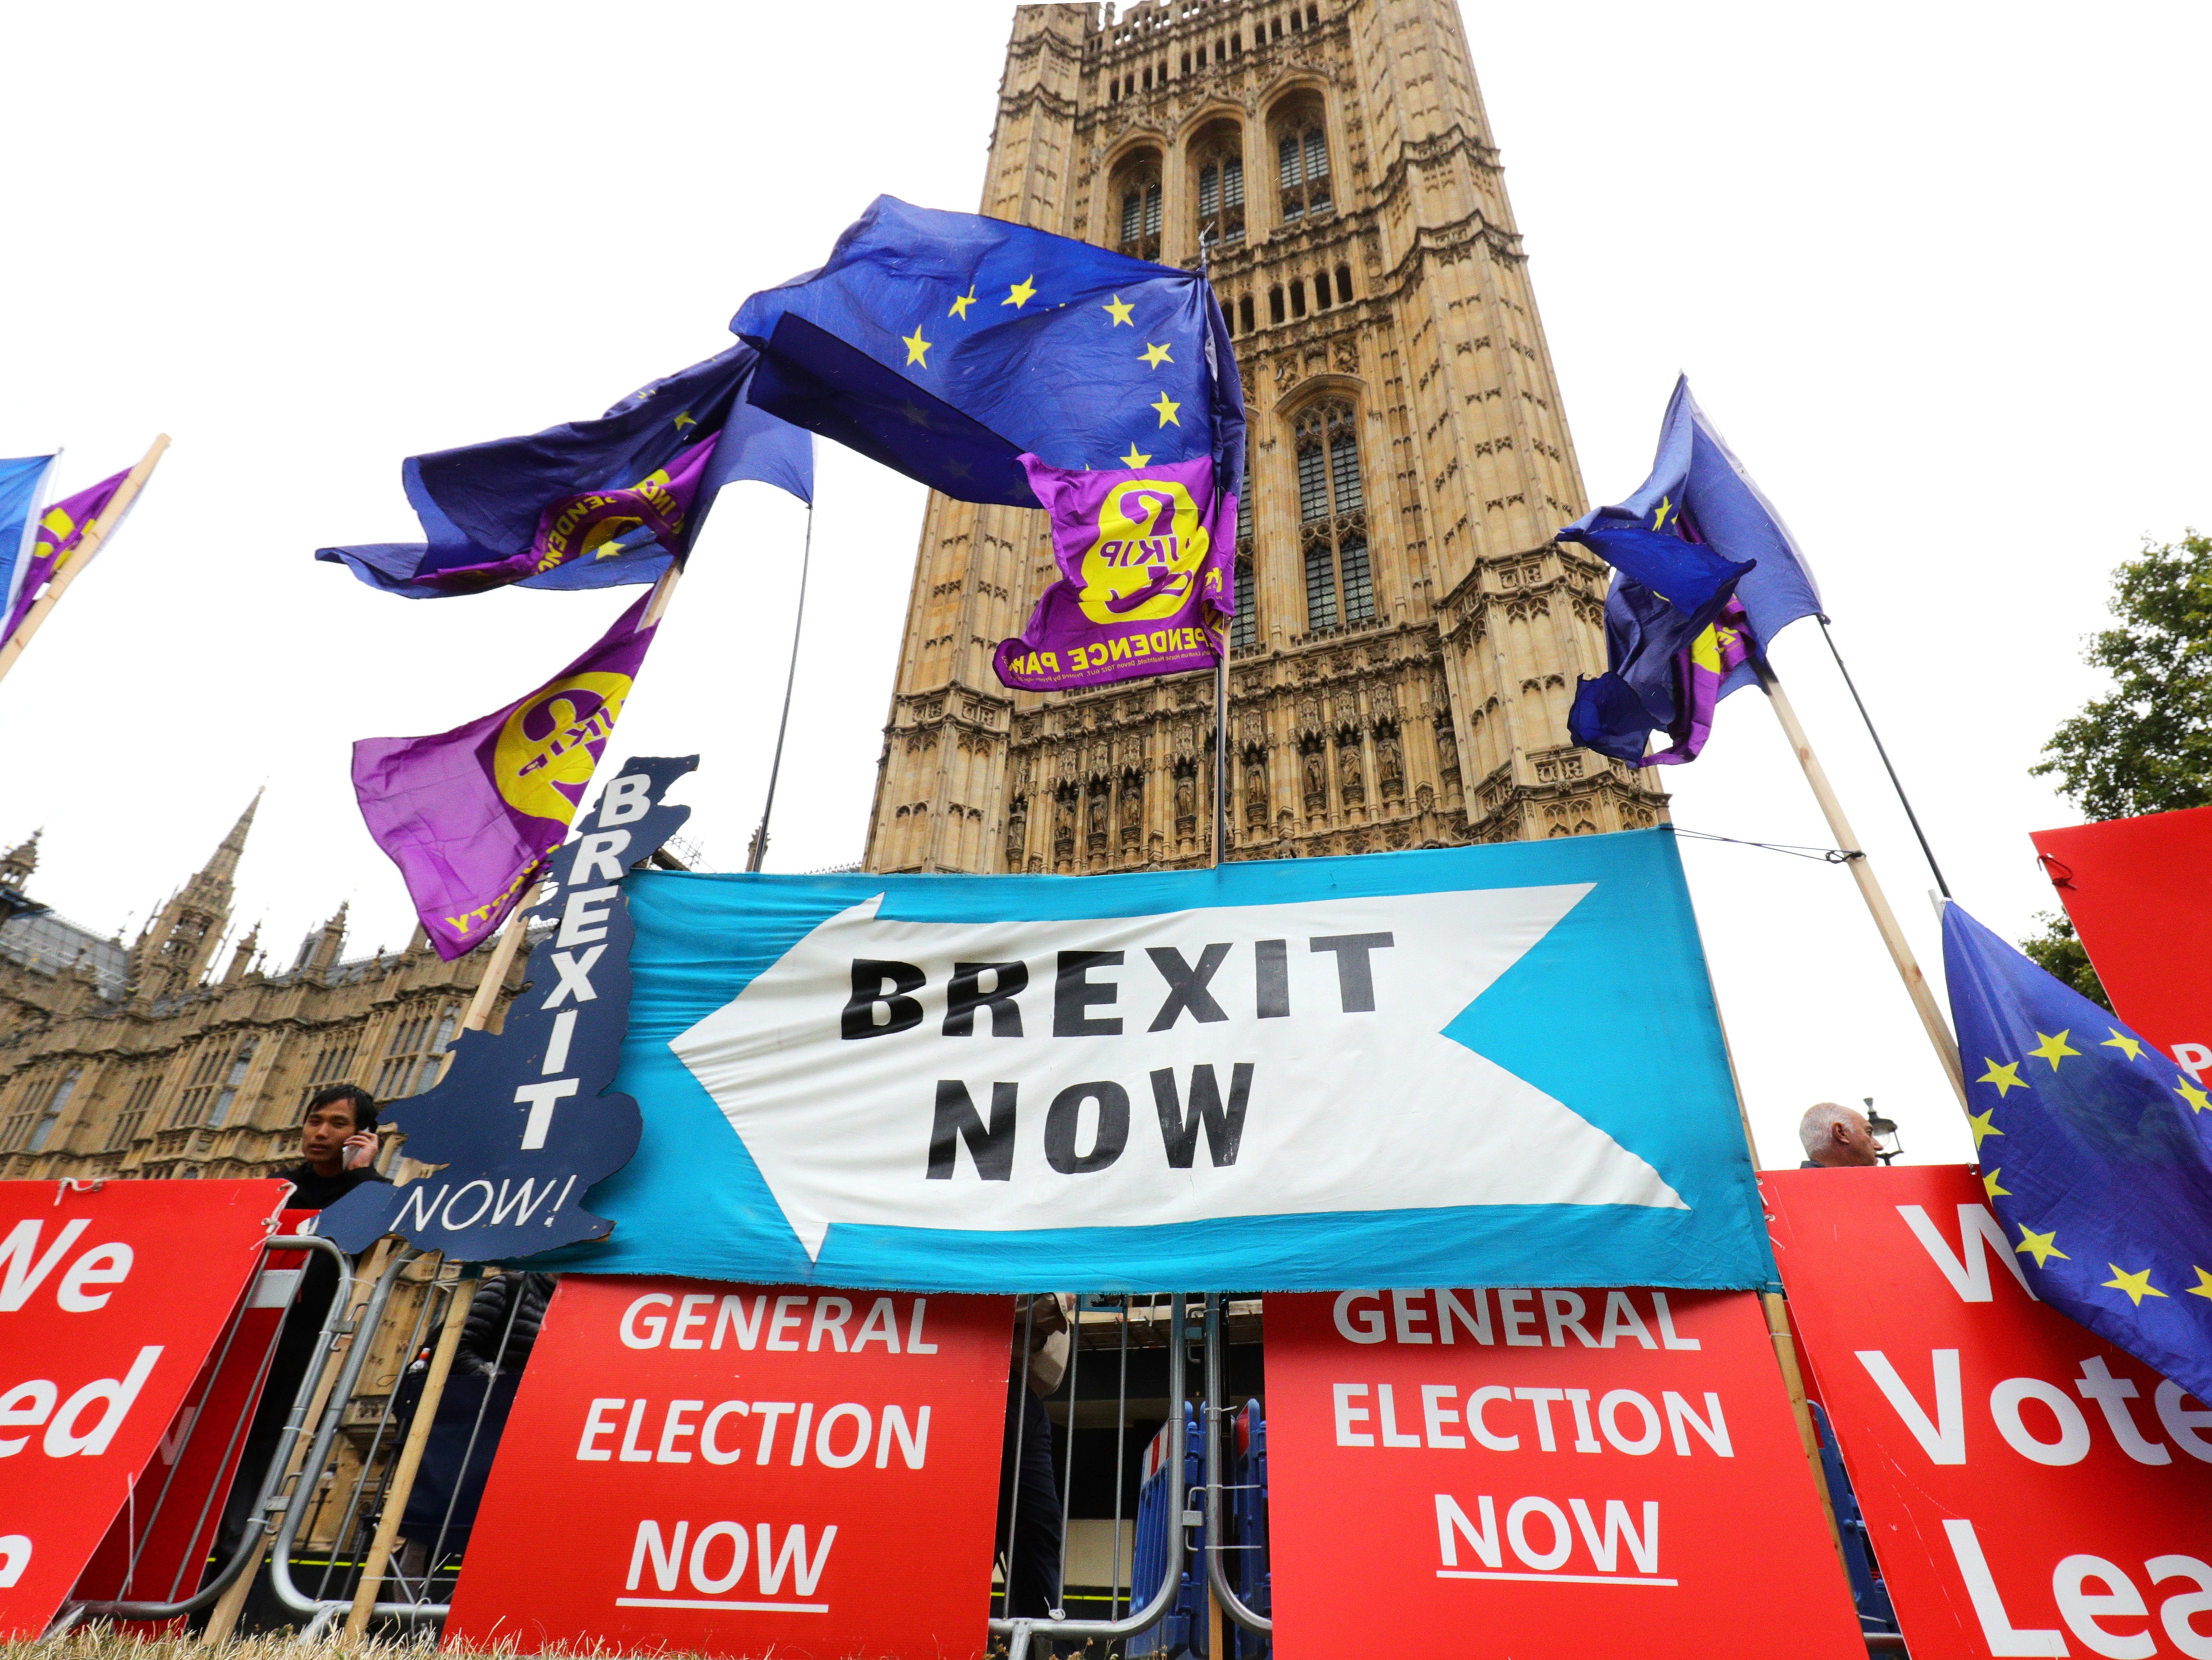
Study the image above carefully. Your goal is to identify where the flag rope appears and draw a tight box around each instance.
[1818,617,1951,898]
[1672,828,1863,865]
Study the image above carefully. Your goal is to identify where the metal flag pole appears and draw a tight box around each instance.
[1755,656,1969,1111]
[0,433,169,686]
[1212,655,1229,869]
[1817,617,1951,898]
[748,503,815,873]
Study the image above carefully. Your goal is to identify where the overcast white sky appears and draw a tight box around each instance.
[3,1,2205,1172]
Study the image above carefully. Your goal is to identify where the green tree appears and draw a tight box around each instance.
[2021,531,2212,1007]
[2033,532,2212,818]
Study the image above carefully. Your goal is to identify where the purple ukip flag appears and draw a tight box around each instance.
[0,467,130,647]
[1643,598,1755,767]
[405,436,724,596]
[994,452,1236,692]
[353,593,659,959]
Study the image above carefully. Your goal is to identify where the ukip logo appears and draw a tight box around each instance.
[492,672,633,825]
[1076,477,1210,626]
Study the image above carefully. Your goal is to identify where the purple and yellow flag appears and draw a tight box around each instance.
[994,452,1236,692]
[1,468,130,648]
[1644,598,1753,767]
[353,594,659,959]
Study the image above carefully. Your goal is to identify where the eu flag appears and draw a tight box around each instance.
[1562,375,1825,763]
[1944,900,2212,1406]
[731,196,1244,509]
[318,343,813,598]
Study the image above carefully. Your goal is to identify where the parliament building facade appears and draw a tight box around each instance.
[0,0,1655,1181]
[864,0,1662,874]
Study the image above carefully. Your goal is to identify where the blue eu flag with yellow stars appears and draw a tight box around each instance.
[731,196,1244,509]
[1944,900,2212,1405]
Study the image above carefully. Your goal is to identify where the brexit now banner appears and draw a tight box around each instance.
[534,829,1775,1293]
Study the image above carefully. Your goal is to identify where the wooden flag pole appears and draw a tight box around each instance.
[1756,658,1969,1111]
[0,434,170,686]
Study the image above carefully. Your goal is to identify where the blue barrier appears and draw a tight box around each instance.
[1129,1405,1208,1658]
[1808,1400,1898,1635]
[1228,1401,1270,1659]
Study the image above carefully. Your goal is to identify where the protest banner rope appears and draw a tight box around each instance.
[0,434,168,686]
[1754,658,1970,1110]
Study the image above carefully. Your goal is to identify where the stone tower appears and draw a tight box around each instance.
[130,792,258,1002]
[862,0,1662,874]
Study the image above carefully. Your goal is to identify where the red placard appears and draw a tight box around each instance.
[72,1210,316,1627]
[1768,1165,2212,1660]
[445,1279,1012,1659]
[1264,1286,1862,1659]
[0,1179,285,1637]
[2032,807,2212,1075]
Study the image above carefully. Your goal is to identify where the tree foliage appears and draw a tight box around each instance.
[2032,532,2212,818]
[2019,532,2212,1005]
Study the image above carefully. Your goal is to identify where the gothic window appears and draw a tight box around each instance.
[1295,399,1373,631]
[1335,262,1353,302]
[1239,294,1255,334]
[1275,103,1332,222]
[1192,125,1245,249]
[109,1074,162,1150]
[172,1041,231,1128]
[1314,270,1331,308]
[1268,286,1285,325]
[20,1069,79,1152]
[1113,153,1164,262]
[208,1044,255,1129]
[376,1002,460,1099]
[1290,278,1307,318]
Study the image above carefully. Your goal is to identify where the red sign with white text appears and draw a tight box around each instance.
[0,1180,283,1637]
[1769,1166,2212,1660]
[1264,1286,1863,1659]
[73,1211,315,1627]
[445,1280,1011,1659]
[2032,807,2212,1076]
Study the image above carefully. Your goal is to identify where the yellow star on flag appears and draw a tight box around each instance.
[902,326,932,367]
[1151,392,1182,427]
[1140,342,1173,368]
[2103,1264,2167,1307]
[2015,1227,2067,1268]
[1102,294,1135,326]
[948,286,977,319]
[1967,1108,2002,1149]
[1119,444,1153,468]
[2189,1267,2212,1302]
[2101,1029,2144,1061]
[2029,1030,2081,1070]
[1982,1167,2010,1199]
[1003,274,1038,309]
[1978,1059,2027,1098]
[1651,496,1674,531]
[2178,1079,2212,1114]
[673,411,697,430]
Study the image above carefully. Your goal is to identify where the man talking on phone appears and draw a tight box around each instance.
[280,1084,386,1209]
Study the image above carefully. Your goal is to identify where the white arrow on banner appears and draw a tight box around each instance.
[670,884,1685,1259]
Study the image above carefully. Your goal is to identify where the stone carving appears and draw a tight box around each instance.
[1303,747,1327,808]
[1338,739,1365,806]
[1376,726,1404,798]
[1005,807,1027,869]
[1245,760,1270,824]
[1436,720,1461,782]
